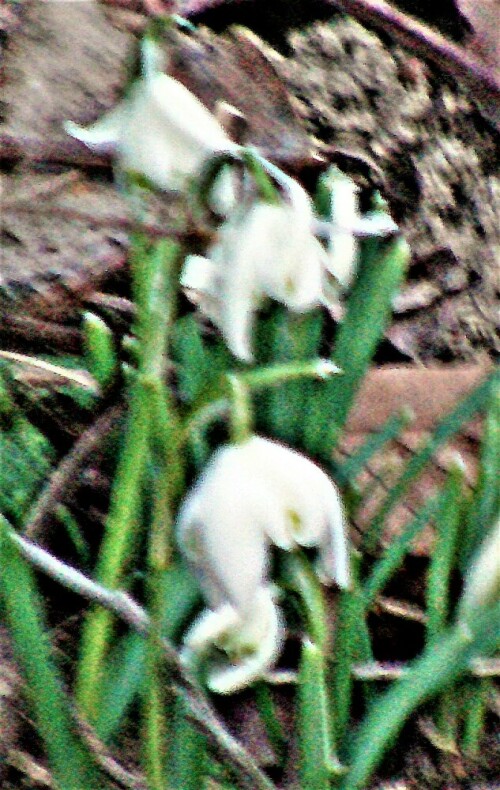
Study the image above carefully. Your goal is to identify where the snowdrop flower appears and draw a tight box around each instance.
[64,39,236,204]
[177,435,351,692]
[181,181,328,361]
[458,518,500,622]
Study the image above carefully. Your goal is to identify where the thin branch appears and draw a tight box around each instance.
[0,351,98,392]
[74,712,147,789]
[23,405,123,541]
[8,530,277,790]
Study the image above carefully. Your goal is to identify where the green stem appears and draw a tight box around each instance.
[226,374,253,444]
[76,239,181,721]
[461,678,489,757]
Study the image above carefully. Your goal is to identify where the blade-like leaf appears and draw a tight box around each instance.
[0,518,97,789]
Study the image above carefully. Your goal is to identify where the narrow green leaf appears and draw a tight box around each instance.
[337,409,412,485]
[281,552,328,651]
[426,462,464,641]
[0,518,97,789]
[461,678,490,757]
[303,236,409,458]
[95,564,199,742]
[362,494,438,611]
[83,311,117,391]
[77,239,181,721]
[172,315,209,404]
[298,639,337,790]
[341,599,500,790]
[362,370,496,553]
[461,376,500,565]
[254,683,286,765]
[265,310,323,445]
[170,697,207,789]
[330,554,372,751]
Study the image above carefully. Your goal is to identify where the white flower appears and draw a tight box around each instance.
[177,435,351,692]
[181,182,328,361]
[459,518,500,621]
[325,168,361,291]
[64,42,236,201]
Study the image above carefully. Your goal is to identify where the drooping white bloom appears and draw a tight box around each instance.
[64,41,236,201]
[181,182,328,361]
[177,435,351,692]
[459,518,500,622]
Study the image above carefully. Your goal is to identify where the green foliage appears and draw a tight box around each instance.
[1,150,498,790]
[0,517,98,789]
[0,412,54,525]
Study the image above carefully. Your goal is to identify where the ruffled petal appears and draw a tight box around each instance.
[64,105,123,154]
[205,586,284,694]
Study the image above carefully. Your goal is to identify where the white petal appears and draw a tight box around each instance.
[327,171,360,290]
[459,518,500,619]
[205,586,285,694]
[316,492,352,590]
[239,437,351,588]
[64,106,123,154]
[327,232,359,291]
[118,74,236,193]
[66,70,236,194]
[214,216,260,362]
[177,445,269,614]
[351,212,399,237]
[147,73,234,157]
[181,255,219,295]
[182,601,240,655]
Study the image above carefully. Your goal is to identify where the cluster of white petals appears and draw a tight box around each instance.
[65,42,236,205]
[181,183,328,361]
[177,435,350,693]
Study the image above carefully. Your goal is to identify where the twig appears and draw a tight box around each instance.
[352,658,500,681]
[73,712,147,790]
[23,405,123,541]
[0,351,98,392]
[8,530,277,790]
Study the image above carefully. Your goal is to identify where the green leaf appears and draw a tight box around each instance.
[95,563,199,742]
[83,311,117,391]
[461,375,500,565]
[337,409,412,485]
[330,554,372,751]
[341,599,500,790]
[298,639,340,790]
[426,462,464,641]
[0,518,97,789]
[303,236,409,459]
[264,310,324,445]
[362,370,496,553]
[362,494,438,610]
[170,697,207,789]
[172,315,209,404]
